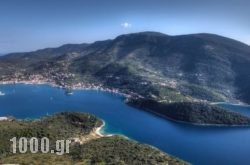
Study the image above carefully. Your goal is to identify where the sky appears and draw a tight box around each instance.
[0,0,250,54]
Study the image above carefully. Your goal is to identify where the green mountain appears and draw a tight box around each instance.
[1,31,250,104]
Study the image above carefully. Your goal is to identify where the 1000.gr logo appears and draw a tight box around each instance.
[10,137,71,155]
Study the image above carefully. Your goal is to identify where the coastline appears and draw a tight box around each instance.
[95,120,105,137]
[0,81,122,137]
[0,80,132,98]
[95,120,114,137]
[72,120,113,144]
[3,80,250,127]
[129,103,250,127]
[211,102,250,107]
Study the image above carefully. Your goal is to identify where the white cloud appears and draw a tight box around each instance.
[121,22,132,28]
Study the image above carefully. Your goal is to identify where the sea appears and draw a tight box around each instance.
[0,84,250,165]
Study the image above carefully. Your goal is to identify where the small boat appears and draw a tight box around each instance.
[0,91,5,96]
[65,88,73,96]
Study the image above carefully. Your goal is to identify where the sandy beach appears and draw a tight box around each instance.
[71,120,112,145]
[95,121,105,137]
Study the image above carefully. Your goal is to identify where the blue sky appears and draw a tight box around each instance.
[0,0,249,54]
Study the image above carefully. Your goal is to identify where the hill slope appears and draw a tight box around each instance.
[128,99,250,125]
[1,32,250,103]
[0,112,188,165]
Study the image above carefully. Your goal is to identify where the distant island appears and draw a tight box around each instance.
[128,99,250,126]
[0,112,188,164]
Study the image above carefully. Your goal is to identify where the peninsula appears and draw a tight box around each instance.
[128,99,250,126]
[0,112,188,164]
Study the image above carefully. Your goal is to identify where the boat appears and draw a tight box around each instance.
[65,88,73,96]
[0,91,5,96]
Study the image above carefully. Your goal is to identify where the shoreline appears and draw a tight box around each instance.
[211,102,250,107]
[95,120,114,137]
[95,120,105,137]
[3,81,250,127]
[0,80,132,98]
[72,120,113,144]
[129,103,250,127]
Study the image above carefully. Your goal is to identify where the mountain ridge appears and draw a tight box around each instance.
[0,31,250,104]
[2,31,249,56]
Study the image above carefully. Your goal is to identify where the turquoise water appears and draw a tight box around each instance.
[1,84,250,165]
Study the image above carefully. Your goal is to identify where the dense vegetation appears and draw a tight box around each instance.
[0,112,188,165]
[69,136,188,165]
[0,112,101,155]
[128,99,250,125]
